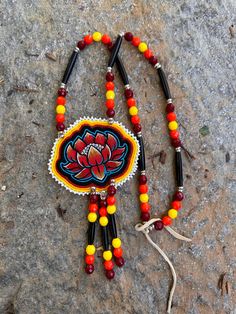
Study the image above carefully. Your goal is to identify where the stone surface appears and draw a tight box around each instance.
[0,1,236,313]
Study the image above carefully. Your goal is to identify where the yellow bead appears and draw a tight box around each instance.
[112,237,121,248]
[86,244,96,255]
[107,205,117,214]
[103,250,112,261]
[56,105,65,114]
[92,31,102,42]
[129,106,138,116]
[168,121,178,131]
[106,90,115,100]
[88,212,97,223]
[99,216,108,227]
[138,42,148,53]
[168,209,178,219]
[139,193,149,203]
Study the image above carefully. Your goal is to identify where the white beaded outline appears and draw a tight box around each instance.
[48,116,140,195]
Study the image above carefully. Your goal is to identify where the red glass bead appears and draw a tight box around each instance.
[85,264,94,274]
[133,123,142,133]
[124,89,133,99]
[127,98,136,108]
[139,175,147,184]
[115,257,125,267]
[56,123,65,131]
[107,185,116,196]
[141,212,150,222]
[162,216,172,226]
[106,269,115,280]
[85,254,95,265]
[100,199,107,207]
[132,36,141,47]
[167,112,177,121]
[124,32,133,41]
[140,202,150,213]
[84,34,93,45]
[106,99,115,109]
[104,260,114,270]
[58,88,67,97]
[99,207,107,216]
[57,96,66,105]
[102,34,111,45]
[77,40,86,50]
[106,108,115,117]
[131,115,140,124]
[106,72,114,82]
[169,130,179,140]
[56,114,65,123]
[144,49,153,59]
[106,81,115,90]
[107,196,116,205]
[89,203,98,213]
[154,220,164,231]
[90,194,99,203]
[113,247,123,258]
[171,201,182,210]
[171,139,182,148]
[166,103,175,113]
[174,191,184,201]
[149,56,158,65]
[139,184,148,194]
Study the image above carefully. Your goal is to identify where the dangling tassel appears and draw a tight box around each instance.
[84,188,99,274]
[135,218,192,314]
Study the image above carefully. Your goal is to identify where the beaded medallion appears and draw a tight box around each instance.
[48,117,140,194]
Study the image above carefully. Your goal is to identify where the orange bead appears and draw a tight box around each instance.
[167,112,177,121]
[132,37,141,47]
[140,202,150,213]
[105,99,115,109]
[56,114,65,123]
[139,184,148,193]
[102,34,111,44]
[113,247,123,258]
[127,98,136,108]
[99,207,107,216]
[106,81,115,90]
[85,254,95,265]
[107,196,116,205]
[131,115,140,124]
[57,96,66,105]
[84,34,93,45]
[162,216,172,226]
[171,201,181,210]
[89,203,98,212]
[169,130,179,139]
[144,49,153,59]
[104,260,114,270]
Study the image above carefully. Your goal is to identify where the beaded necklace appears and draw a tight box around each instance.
[48,31,191,313]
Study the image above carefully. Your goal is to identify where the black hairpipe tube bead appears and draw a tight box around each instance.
[62,50,79,85]
[138,136,146,171]
[108,214,117,238]
[108,35,123,68]
[175,151,183,187]
[101,226,109,251]
[116,55,129,86]
[157,67,172,100]
[87,222,96,245]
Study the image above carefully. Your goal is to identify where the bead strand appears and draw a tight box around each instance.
[99,194,115,279]
[85,191,99,274]
[107,185,125,268]
[124,31,184,228]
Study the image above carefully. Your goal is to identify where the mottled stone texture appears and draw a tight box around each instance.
[0,1,236,313]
